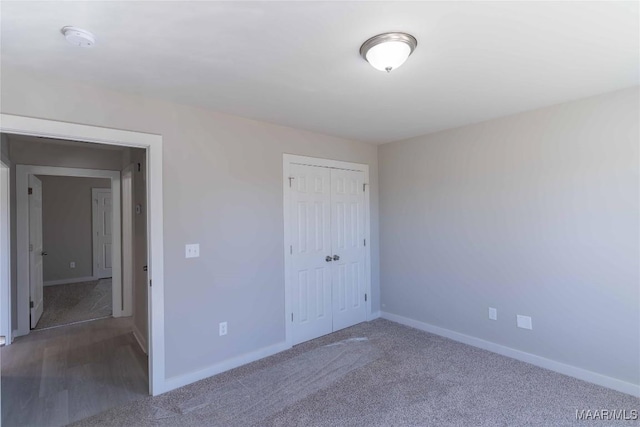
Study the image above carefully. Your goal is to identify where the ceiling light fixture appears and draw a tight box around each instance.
[61,26,95,48]
[360,32,417,73]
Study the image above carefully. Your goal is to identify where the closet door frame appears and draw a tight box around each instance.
[283,154,372,348]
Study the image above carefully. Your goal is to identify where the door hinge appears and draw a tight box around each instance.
[291,313,293,322]
[365,293,367,302]
[288,177,295,188]
[364,239,366,247]
[149,279,152,287]
[290,245,292,254]
[363,183,367,192]
[29,244,33,252]
[28,187,33,195]
[30,301,34,308]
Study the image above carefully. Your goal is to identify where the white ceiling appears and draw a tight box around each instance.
[1,1,638,144]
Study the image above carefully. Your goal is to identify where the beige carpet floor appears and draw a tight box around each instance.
[35,279,112,330]
[71,319,638,427]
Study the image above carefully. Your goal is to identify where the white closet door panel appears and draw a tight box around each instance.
[330,169,366,331]
[290,164,333,345]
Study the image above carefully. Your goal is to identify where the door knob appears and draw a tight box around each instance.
[333,255,340,261]
[41,251,48,256]
[325,256,333,262]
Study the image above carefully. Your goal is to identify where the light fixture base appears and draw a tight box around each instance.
[61,26,95,48]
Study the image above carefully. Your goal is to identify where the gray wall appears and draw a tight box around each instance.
[0,68,380,379]
[38,175,111,283]
[379,87,639,385]
[9,136,124,171]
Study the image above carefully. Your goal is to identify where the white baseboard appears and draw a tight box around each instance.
[380,311,640,398]
[369,311,381,320]
[161,341,291,394]
[132,324,148,355]
[44,276,97,286]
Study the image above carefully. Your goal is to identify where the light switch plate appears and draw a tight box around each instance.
[185,243,200,258]
[70,262,76,269]
[517,315,533,330]
[488,307,497,320]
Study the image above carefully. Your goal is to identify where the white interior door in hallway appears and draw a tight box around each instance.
[289,163,367,345]
[29,175,44,328]
[92,188,113,279]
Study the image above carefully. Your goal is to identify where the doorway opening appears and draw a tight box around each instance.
[32,175,115,330]
[0,114,165,424]
[16,164,123,332]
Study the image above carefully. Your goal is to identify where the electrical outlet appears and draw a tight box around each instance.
[219,321,227,336]
[185,243,200,258]
[70,262,76,269]
[488,307,497,320]
[517,315,533,330]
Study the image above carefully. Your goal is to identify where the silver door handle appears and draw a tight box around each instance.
[333,255,340,261]
[325,256,333,262]
[41,251,48,256]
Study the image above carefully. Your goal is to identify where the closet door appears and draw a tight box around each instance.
[290,164,333,345]
[330,169,367,331]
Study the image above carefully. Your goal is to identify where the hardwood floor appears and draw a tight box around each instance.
[1,317,148,427]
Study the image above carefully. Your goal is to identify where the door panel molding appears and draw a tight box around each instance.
[92,187,114,280]
[283,154,372,348]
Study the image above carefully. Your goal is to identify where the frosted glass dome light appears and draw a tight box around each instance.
[360,32,417,73]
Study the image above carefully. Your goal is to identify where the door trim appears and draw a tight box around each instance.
[121,164,135,318]
[283,154,372,348]
[0,159,11,345]
[1,113,165,396]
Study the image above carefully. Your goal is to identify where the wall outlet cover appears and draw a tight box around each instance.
[488,307,497,320]
[185,243,200,258]
[219,321,227,336]
[70,261,76,269]
[517,315,533,330]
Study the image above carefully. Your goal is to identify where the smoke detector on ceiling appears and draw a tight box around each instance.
[61,26,95,47]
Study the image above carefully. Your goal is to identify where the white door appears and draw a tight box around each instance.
[28,175,44,329]
[289,164,368,345]
[290,164,333,345]
[330,169,367,331]
[92,188,113,279]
